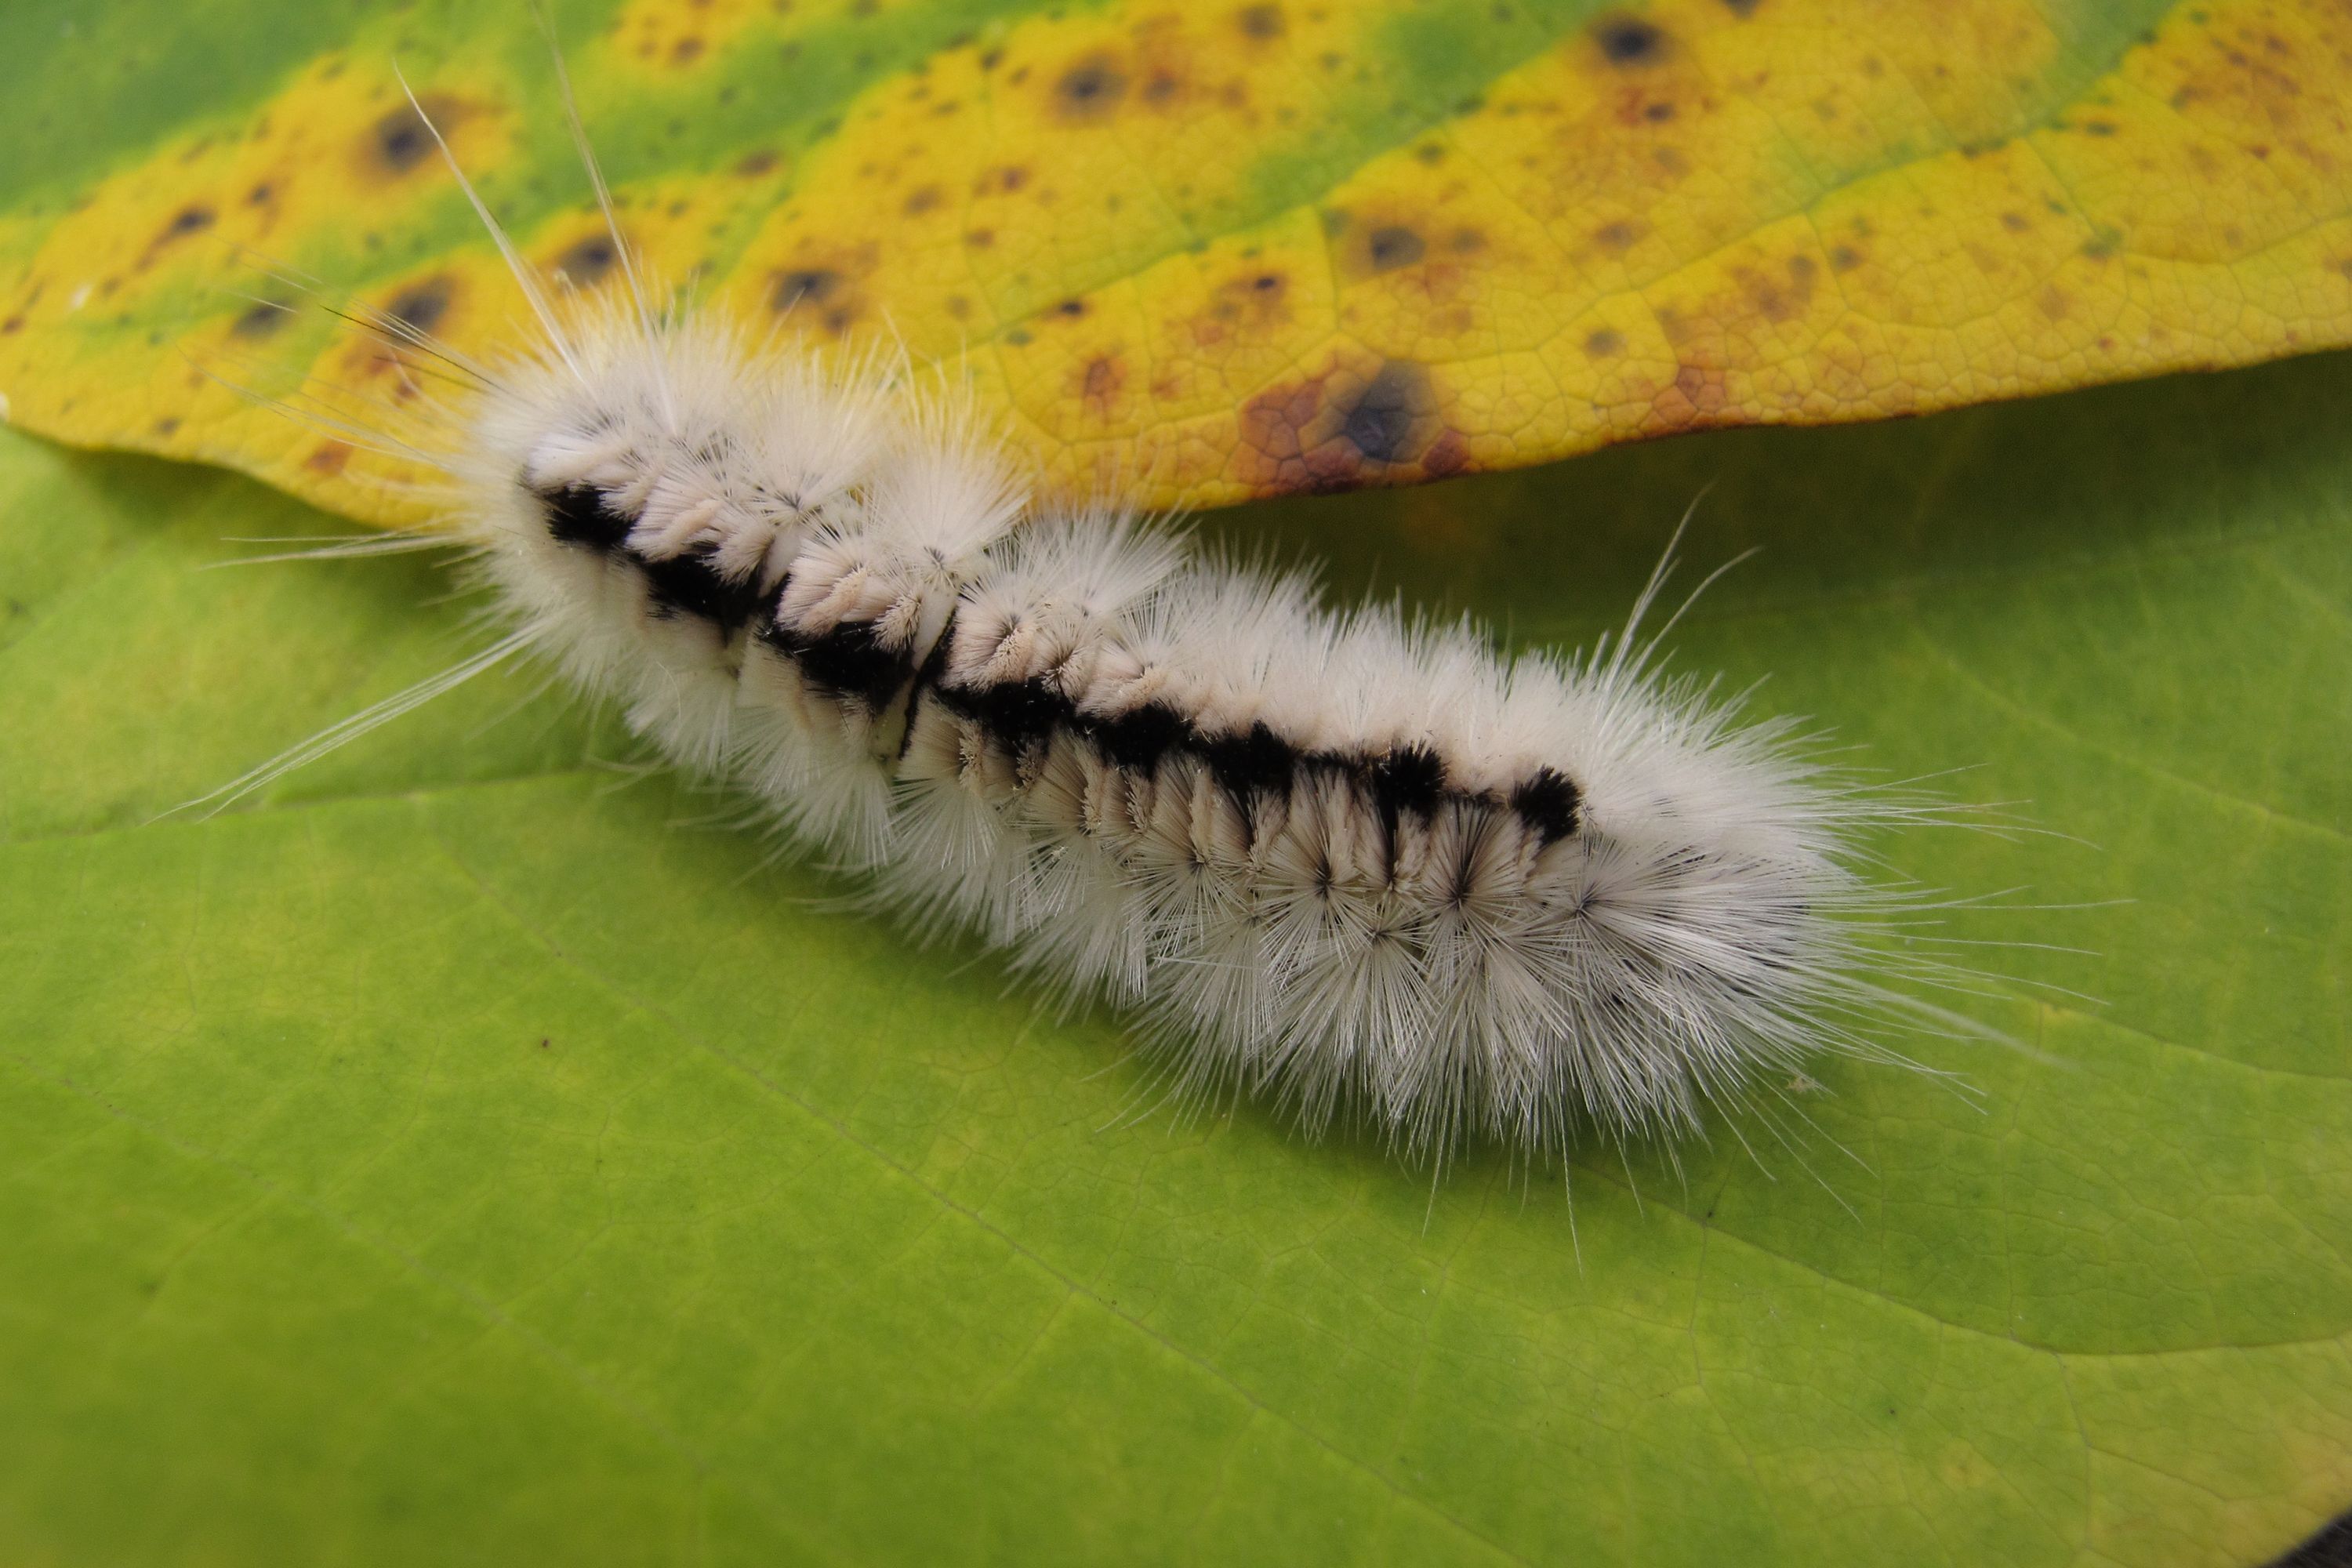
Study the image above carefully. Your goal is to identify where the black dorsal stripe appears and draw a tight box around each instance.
[1510,767,1583,846]
[637,549,771,630]
[764,618,916,713]
[538,482,630,554]
[1196,720,1297,804]
[1079,700,1189,771]
[1368,743,1446,822]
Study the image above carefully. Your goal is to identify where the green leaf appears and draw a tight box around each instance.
[4,341,2348,1564]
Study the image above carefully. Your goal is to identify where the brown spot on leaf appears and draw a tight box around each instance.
[366,98,460,179]
[1337,361,1438,467]
[387,277,453,335]
[1053,297,1087,318]
[161,205,215,243]
[735,149,779,176]
[903,183,942,215]
[1593,220,1641,252]
[233,300,291,338]
[1080,355,1125,416]
[1664,360,1730,425]
[152,417,180,437]
[1363,224,1426,274]
[671,36,706,64]
[554,236,619,286]
[1592,15,1666,65]
[1235,359,1443,493]
[305,441,352,476]
[1055,56,1127,122]
[1584,328,1624,357]
[1721,0,1760,13]
[772,269,844,310]
[1829,244,1862,272]
[1421,429,1471,478]
[1236,3,1285,38]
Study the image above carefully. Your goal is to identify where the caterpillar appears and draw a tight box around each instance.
[206,61,1998,1171]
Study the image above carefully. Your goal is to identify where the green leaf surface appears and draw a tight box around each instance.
[5,341,2349,1563]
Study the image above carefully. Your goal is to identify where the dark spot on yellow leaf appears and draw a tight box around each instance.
[1584,328,1624,357]
[555,236,618,286]
[2000,212,2030,233]
[1363,225,1425,274]
[153,417,179,436]
[735,150,779,176]
[1414,143,1446,165]
[1005,327,1032,346]
[903,184,941,215]
[367,99,453,178]
[1236,359,1441,492]
[2082,229,2121,260]
[1666,359,1730,426]
[2040,287,2070,321]
[1644,101,1675,122]
[1236,3,1284,39]
[1080,355,1123,415]
[1142,71,1181,105]
[1721,0,1760,13]
[1829,245,1862,271]
[387,278,452,335]
[0,315,22,336]
[672,37,706,65]
[306,441,352,475]
[1055,56,1127,122]
[1421,428,1471,478]
[163,205,215,241]
[771,268,844,313]
[233,300,290,338]
[1450,228,1485,254]
[1338,360,1436,466]
[1592,16,1666,66]
[1054,298,1087,318]
[1254,273,1283,292]
[1736,259,1809,322]
[245,182,274,207]
[1593,220,1640,252]
[965,228,994,249]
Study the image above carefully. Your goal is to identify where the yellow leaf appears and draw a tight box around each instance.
[2,0,2348,526]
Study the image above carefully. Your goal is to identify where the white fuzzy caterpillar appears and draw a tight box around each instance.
[211,70,1998,1168]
